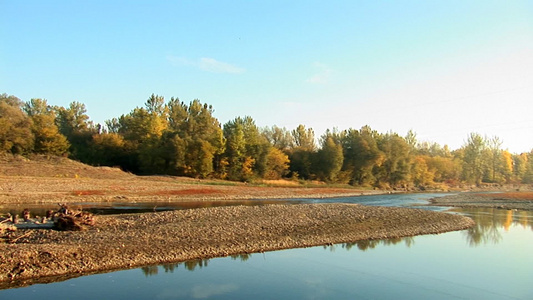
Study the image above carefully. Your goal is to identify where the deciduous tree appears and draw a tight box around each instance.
[340,126,384,186]
[223,116,269,181]
[262,125,294,151]
[24,98,69,155]
[55,101,96,161]
[316,133,343,183]
[375,132,412,188]
[0,94,34,154]
[461,133,487,185]
[264,147,290,180]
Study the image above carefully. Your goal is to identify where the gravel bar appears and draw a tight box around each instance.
[0,203,474,287]
[430,193,533,211]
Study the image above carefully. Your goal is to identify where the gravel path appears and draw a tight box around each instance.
[0,203,474,287]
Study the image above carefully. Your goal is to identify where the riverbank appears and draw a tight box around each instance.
[0,203,474,287]
[430,192,533,211]
[0,155,385,205]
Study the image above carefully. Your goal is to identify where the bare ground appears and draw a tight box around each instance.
[0,155,475,288]
[0,203,474,287]
[0,155,380,205]
[430,192,533,211]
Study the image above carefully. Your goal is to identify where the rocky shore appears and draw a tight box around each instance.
[0,203,474,287]
[430,192,533,211]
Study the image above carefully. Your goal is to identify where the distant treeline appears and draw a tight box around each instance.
[1,93,532,188]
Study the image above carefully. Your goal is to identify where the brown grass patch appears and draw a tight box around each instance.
[146,188,222,196]
[261,180,300,187]
[72,190,106,196]
[477,192,533,200]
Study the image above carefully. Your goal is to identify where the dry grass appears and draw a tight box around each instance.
[72,190,106,196]
[145,188,222,196]
[260,179,300,187]
[477,192,533,200]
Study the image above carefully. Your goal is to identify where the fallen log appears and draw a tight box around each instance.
[14,222,55,230]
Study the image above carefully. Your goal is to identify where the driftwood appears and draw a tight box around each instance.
[54,204,96,231]
[14,223,55,230]
[9,231,32,243]
[2,204,96,231]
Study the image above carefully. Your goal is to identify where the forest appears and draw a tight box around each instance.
[1,93,532,189]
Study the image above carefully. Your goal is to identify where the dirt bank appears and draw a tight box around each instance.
[0,155,382,205]
[0,203,474,287]
[430,192,533,211]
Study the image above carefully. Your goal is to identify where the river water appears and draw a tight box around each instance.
[1,194,532,299]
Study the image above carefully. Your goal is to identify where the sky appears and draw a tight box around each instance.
[1,0,532,153]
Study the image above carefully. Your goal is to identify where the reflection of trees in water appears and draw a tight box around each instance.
[140,254,253,277]
[456,208,533,247]
[140,208,532,276]
[184,259,209,271]
[141,265,159,277]
[141,259,210,276]
[141,263,182,276]
[323,236,415,252]
[162,263,177,273]
[231,253,252,261]
[465,224,502,246]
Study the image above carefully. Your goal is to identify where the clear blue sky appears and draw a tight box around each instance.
[2,0,532,153]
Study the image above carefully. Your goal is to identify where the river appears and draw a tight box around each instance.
[1,193,532,299]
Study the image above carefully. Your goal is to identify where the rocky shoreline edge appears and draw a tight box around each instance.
[1,203,474,288]
[430,192,533,211]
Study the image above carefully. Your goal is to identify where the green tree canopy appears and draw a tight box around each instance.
[461,133,487,185]
[223,116,270,181]
[340,126,384,186]
[24,98,69,155]
[316,133,344,183]
[55,101,97,161]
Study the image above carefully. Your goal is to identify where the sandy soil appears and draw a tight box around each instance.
[430,192,533,211]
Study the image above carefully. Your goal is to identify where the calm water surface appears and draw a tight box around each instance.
[2,194,532,299]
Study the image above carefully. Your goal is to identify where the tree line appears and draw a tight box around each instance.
[1,93,532,188]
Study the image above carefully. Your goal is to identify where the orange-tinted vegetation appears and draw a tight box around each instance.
[3,93,533,191]
[477,192,533,200]
[146,188,222,196]
[72,190,106,196]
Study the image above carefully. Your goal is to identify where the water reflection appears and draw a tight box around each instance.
[323,236,416,252]
[2,201,532,299]
[141,259,212,276]
[450,207,533,247]
[140,255,254,277]
[137,207,533,279]
[139,236,419,278]
[230,253,252,261]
